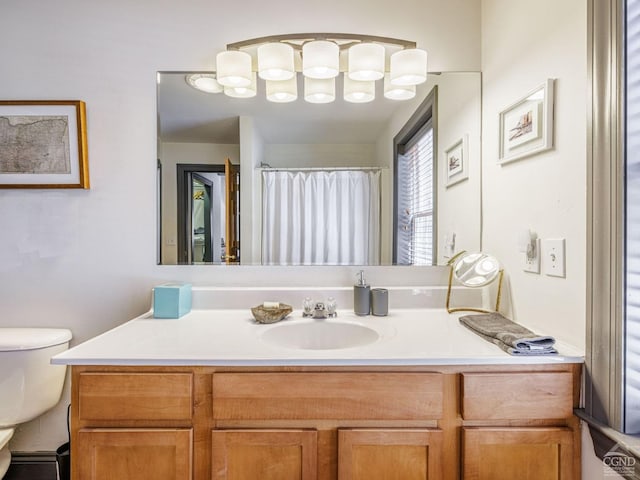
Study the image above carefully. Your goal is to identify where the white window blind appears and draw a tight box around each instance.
[625,0,640,433]
[396,121,434,265]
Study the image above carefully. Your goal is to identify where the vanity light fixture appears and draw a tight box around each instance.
[201,33,428,103]
[383,74,416,100]
[304,76,335,103]
[185,73,223,93]
[266,76,298,103]
[223,72,257,98]
[343,74,375,103]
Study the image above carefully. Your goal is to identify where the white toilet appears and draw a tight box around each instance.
[0,328,72,479]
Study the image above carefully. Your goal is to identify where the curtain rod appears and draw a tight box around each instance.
[259,166,386,172]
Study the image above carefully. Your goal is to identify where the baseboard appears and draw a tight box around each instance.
[5,452,57,480]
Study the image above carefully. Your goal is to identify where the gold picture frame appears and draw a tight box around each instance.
[0,100,89,189]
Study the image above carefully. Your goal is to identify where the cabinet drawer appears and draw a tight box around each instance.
[461,372,573,420]
[78,373,193,421]
[213,372,443,420]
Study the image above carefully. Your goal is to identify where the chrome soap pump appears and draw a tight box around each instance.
[354,270,370,316]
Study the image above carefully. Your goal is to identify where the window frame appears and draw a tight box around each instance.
[582,0,640,466]
[392,87,438,265]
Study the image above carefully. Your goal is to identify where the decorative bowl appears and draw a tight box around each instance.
[251,304,293,324]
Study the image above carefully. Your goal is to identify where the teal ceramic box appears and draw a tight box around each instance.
[153,283,192,318]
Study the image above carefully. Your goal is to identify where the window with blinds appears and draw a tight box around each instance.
[626,0,640,434]
[395,120,434,265]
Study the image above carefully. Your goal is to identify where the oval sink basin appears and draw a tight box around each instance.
[260,320,380,350]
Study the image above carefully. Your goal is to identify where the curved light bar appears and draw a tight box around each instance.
[210,34,428,103]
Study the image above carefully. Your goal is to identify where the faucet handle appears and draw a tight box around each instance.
[326,297,337,317]
[302,297,314,317]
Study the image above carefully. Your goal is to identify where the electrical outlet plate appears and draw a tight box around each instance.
[541,238,566,277]
[523,238,541,273]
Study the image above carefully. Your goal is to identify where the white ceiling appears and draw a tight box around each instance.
[157,71,431,145]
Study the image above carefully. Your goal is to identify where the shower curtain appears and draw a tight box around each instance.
[262,169,381,265]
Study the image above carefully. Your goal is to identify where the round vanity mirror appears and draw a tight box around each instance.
[453,252,501,287]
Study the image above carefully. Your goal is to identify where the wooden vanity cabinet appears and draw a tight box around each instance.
[460,371,579,480]
[70,364,581,480]
[210,372,444,480]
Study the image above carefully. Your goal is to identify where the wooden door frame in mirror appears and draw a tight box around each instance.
[176,163,225,264]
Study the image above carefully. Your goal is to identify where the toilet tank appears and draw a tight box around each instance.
[0,328,72,427]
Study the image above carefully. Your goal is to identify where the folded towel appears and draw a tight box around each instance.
[459,312,557,355]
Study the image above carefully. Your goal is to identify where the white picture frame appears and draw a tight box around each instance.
[498,78,554,165]
[445,135,469,187]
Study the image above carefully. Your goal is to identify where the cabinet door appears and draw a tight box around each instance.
[463,427,575,480]
[76,428,192,480]
[212,429,317,480]
[338,429,443,480]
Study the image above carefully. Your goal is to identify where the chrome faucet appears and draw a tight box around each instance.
[302,298,337,318]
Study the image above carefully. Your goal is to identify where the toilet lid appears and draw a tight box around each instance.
[0,328,72,351]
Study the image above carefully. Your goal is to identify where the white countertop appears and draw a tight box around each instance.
[51,308,584,366]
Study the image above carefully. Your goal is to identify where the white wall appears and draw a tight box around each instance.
[0,0,478,452]
[481,0,586,348]
[481,0,593,474]
[264,144,377,167]
[160,142,239,264]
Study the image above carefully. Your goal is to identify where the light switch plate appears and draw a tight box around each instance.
[541,238,566,277]
[523,238,541,273]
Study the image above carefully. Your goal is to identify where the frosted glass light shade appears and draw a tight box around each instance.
[258,43,295,81]
[216,50,253,87]
[383,74,416,100]
[302,40,339,79]
[266,77,298,103]
[348,43,385,81]
[343,74,375,103]
[390,48,427,86]
[224,72,257,98]
[186,74,223,93]
[304,77,335,103]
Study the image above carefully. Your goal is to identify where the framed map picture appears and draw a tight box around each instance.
[0,100,89,188]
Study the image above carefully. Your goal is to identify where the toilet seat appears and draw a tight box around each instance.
[0,428,14,479]
[0,429,12,452]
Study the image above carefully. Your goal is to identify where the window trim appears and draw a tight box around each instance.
[581,0,640,466]
[392,86,438,264]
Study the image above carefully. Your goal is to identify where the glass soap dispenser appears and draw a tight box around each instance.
[354,270,370,316]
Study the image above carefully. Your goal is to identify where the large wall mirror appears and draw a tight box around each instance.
[157,71,481,266]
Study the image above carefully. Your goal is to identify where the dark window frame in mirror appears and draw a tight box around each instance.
[393,87,438,265]
[176,163,225,264]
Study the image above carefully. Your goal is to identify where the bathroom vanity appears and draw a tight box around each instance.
[53,305,583,480]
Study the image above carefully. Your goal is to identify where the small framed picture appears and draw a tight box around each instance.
[498,79,554,164]
[0,100,89,188]
[445,135,469,187]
